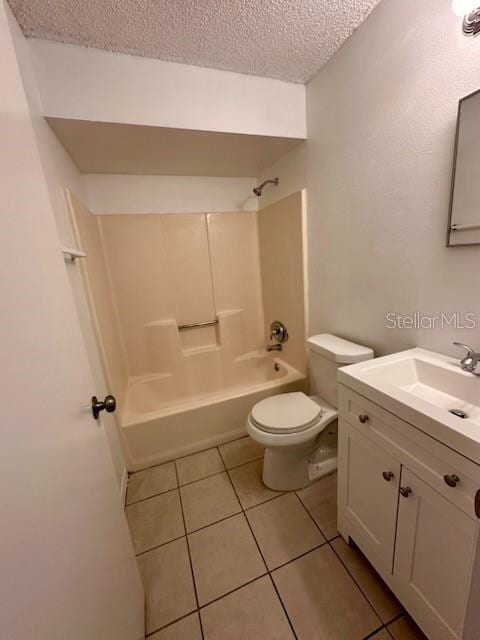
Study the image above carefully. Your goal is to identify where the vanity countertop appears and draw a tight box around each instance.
[338,347,480,465]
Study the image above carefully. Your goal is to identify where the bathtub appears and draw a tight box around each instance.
[119,354,306,470]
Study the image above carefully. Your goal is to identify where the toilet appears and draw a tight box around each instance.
[247,334,373,490]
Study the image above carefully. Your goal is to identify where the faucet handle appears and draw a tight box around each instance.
[453,342,475,355]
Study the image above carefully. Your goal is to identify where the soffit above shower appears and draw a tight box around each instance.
[47,118,303,176]
[9,0,381,84]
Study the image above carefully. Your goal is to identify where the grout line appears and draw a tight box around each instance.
[131,433,263,482]
[174,462,205,640]
[137,452,394,639]
[361,624,389,640]
[197,571,269,610]
[224,472,268,573]
[294,488,331,541]
[327,540,385,628]
[383,612,407,633]
[135,533,187,558]
[177,467,227,489]
[216,435,264,471]
[186,509,243,536]
[131,466,286,522]
[129,458,177,475]
[129,460,260,508]
[224,454,264,471]
[294,481,389,633]
[220,433,250,446]
[145,609,199,638]
[242,492,287,511]
[329,539,398,627]
[128,437,260,504]
[175,442,229,467]
[296,485,386,630]
[130,435,248,482]
[267,574,299,640]
[385,612,404,626]
[126,485,180,508]
[127,467,227,507]
[136,496,326,560]
[134,506,256,559]
[224,469,299,640]
[226,471,286,511]
[270,541,328,572]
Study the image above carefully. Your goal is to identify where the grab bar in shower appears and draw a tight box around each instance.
[177,319,219,331]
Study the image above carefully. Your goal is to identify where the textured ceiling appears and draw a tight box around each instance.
[9,0,381,83]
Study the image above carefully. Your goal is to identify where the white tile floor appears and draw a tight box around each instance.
[125,436,427,640]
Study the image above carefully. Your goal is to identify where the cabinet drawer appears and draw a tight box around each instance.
[339,384,480,519]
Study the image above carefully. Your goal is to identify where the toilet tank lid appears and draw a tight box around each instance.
[307,334,373,363]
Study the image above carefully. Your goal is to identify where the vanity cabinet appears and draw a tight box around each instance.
[394,466,476,639]
[338,421,400,575]
[338,384,480,640]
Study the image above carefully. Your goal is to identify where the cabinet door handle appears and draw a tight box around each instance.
[382,471,394,482]
[358,414,369,424]
[399,486,412,498]
[444,474,460,488]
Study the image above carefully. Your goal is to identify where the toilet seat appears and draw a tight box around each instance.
[250,392,325,434]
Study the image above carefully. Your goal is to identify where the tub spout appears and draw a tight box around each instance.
[267,344,282,352]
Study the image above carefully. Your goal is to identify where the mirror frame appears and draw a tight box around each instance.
[447,87,480,247]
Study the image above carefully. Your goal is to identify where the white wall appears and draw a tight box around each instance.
[8,12,127,491]
[256,142,307,208]
[306,0,480,357]
[85,175,258,214]
[30,39,306,139]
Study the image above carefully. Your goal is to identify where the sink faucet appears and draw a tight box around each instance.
[453,342,480,376]
[267,343,282,352]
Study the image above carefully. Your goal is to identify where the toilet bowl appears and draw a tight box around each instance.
[247,392,338,490]
[247,334,373,491]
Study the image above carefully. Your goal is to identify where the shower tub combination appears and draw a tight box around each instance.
[120,353,305,470]
[68,192,308,471]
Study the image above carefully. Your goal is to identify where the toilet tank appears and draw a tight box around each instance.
[307,334,374,407]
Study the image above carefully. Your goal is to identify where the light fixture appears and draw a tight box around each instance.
[452,0,480,36]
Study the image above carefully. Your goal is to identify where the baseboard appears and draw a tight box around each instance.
[120,466,128,507]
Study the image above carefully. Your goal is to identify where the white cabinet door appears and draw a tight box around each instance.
[394,467,477,640]
[0,5,144,639]
[338,418,401,575]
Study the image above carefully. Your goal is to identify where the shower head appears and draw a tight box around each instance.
[253,177,279,196]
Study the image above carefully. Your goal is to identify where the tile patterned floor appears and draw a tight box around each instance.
[126,436,428,640]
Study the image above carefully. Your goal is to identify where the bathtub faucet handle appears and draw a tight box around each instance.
[267,343,282,352]
[270,320,289,344]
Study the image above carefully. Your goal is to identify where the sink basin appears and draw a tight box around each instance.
[360,353,480,420]
[338,348,480,463]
